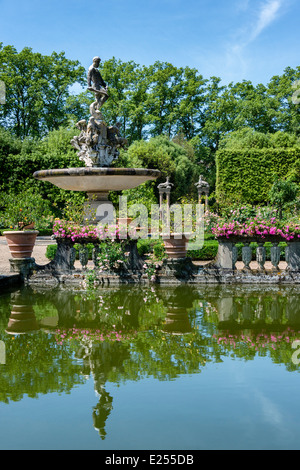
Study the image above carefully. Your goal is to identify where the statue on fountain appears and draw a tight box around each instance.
[71,56,128,168]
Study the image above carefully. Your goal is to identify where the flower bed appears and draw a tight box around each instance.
[212,218,300,241]
[53,219,120,243]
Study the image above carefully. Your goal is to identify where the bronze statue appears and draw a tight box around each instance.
[87,56,109,109]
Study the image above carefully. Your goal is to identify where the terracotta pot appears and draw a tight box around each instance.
[117,217,133,227]
[3,230,39,259]
[162,233,189,259]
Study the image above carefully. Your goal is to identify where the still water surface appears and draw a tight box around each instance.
[1,284,300,450]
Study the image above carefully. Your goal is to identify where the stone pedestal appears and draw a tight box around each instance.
[9,258,36,278]
[86,191,115,225]
[215,240,236,270]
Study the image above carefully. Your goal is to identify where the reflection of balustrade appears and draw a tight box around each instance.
[215,237,299,272]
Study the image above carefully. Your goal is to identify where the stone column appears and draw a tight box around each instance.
[52,240,76,271]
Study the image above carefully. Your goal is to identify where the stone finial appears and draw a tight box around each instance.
[158,177,174,191]
[195,175,209,211]
[195,175,209,191]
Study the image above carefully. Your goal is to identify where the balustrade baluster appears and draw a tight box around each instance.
[215,240,237,270]
[92,245,101,268]
[256,242,266,271]
[286,241,300,272]
[270,242,281,271]
[79,245,89,270]
[242,243,252,271]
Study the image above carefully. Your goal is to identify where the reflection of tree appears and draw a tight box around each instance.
[0,333,85,404]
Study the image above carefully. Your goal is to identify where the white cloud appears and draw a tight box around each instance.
[250,0,283,41]
[221,0,285,83]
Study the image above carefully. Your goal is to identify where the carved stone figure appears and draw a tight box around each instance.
[107,123,128,149]
[87,56,109,109]
[71,56,127,168]
[158,177,174,190]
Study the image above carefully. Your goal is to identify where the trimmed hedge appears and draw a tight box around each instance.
[216,147,300,204]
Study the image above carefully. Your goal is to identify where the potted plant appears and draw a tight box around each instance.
[160,206,192,259]
[0,190,52,259]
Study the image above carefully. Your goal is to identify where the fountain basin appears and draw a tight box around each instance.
[34,167,161,224]
[33,168,161,192]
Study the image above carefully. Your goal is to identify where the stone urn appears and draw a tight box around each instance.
[3,230,39,259]
[162,233,189,259]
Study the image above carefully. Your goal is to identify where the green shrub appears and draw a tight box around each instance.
[46,243,95,261]
[188,240,218,260]
[216,147,300,205]
[46,244,58,260]
[137,238,166,260]
[153,240,165,260]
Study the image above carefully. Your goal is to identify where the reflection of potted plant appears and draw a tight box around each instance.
[1,190,52,259]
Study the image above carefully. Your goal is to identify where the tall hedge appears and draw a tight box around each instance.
[216,148,300,204]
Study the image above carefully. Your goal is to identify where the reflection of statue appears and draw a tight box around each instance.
[93,388,113,440]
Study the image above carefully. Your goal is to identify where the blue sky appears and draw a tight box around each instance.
[0,0,299,87]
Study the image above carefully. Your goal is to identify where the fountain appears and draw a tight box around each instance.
[33,56,161,223]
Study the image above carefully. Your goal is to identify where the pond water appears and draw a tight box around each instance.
[1,283,300,450]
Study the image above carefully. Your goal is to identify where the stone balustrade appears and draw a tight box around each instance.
[43,238,144,273]
[214,236,300,272]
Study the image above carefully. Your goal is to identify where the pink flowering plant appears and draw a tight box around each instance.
[53,219,99,242]
[211,203,300,241]
[53,219,122,243]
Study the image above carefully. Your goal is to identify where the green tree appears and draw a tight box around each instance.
[99,57,151,144]
[267,66,300,135]
[120,135,199,201]
[0,44,85,138]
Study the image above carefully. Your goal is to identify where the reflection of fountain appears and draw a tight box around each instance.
[33,55,160,224]
[6,293,40,335]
